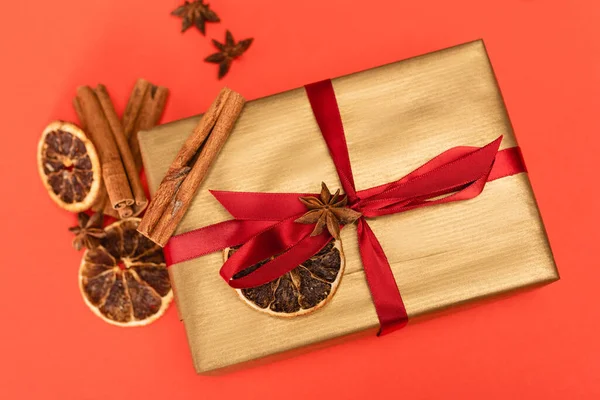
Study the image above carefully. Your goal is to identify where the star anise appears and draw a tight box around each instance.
[171,0,220,35]
[204,30,253,79]
[68,212,106,251]
[295,183,362,240]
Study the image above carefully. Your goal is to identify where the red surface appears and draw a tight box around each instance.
[1,0,599,398]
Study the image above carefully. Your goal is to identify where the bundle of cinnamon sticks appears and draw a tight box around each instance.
[73,79,169,218]
[138,87,245,246]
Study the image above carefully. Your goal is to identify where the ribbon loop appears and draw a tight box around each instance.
[356,137,502,218]
[221,217,333,289]
[211,190,309,221]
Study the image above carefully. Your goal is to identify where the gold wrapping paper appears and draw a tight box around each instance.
[139,40,558,374]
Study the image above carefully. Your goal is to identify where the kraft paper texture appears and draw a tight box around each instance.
[138,40,558,374]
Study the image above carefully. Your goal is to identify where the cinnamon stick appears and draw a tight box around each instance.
[76,86,134,215]
[74,97,120,218]
[73,98,87,131]
[138,87,245,246]
[95,85,148,217]
[74,97,104,213]
[122,78,150,140]
[127,83,169,172]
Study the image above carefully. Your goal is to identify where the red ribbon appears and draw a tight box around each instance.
[165,79,526,335]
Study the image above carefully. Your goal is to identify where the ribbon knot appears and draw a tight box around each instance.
[165,79,526,335]
[294,182,363,240]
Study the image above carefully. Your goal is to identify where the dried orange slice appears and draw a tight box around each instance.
[224,240,344,317]
[79,218,172,327]
[37,121,101,212]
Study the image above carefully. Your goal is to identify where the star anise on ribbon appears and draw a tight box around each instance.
[295,183,362,240]
[171,0,220,35]
[68,212,106,251]
[204,30,253,79]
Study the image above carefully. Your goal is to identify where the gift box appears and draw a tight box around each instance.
[138,40,558,374]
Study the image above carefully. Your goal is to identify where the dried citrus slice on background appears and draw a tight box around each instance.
[79,218,172,327]
[224,240,344,317]
[37,121,101,212]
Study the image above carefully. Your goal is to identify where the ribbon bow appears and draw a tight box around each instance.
[165,80,525,335]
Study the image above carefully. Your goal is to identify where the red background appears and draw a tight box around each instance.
[1,0,599,398]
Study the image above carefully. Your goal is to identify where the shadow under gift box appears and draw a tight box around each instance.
[138,40,558,374]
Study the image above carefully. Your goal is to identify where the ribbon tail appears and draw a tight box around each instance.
[164,219,277,266]
[357,218,408,335]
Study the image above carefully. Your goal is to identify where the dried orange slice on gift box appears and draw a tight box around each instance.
[37,121,101,212]
[79,218,172,327]
[224,240,345,317]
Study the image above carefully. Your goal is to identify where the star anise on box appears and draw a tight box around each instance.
[295,183,362,240]
[171,0,220,35]
[68,212,106,251]
[204,30,253,79]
